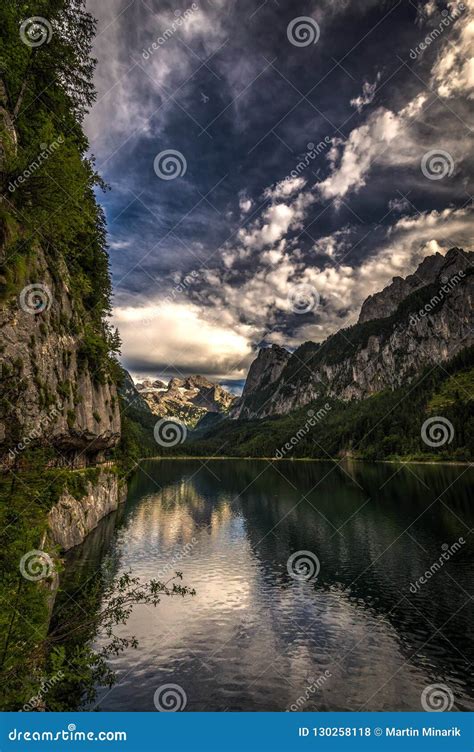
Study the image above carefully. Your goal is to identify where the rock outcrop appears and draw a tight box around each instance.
[119,369,155,417]
[47,469,127,551]
[231,344,290,419]
[0,246,121,467]
[234,248,473,419]
[359,251,450,323]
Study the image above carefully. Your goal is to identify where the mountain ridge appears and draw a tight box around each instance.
[232,247,473,420]
[134,374,237,428]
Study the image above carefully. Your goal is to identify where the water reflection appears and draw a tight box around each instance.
[53,459,473,712]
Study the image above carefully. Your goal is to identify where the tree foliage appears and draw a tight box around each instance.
[179,347,474,462]
[1,0,113,332]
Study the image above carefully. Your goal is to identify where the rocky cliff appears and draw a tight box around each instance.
[358,251,448,323]
[47,469,126,551]
[0,72,121,468]
[0,245,121,467]
[136,374,237,427]
[119,369,155,417]
[231,344,290,419]
[234,248,473,419]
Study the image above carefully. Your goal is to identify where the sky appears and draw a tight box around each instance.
[84,0,473,389]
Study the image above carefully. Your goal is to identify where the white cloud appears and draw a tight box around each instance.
[299,206,473,336]
[264,176,307,201]
[114,300,255,379]
[206,206,473,353]
[317,108,403,201]
[239,194,253,213]
[430,1,474,99]
[85,0,226,155]
[311,229,352,258]
[237,188,313,252]
[350,73,381,113]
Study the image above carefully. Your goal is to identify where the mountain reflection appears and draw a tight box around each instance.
[53,459,473,712]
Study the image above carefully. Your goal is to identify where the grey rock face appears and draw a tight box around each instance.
[0,247,121,466]
[236,248,473,419]
[119,369,154,415]
[358,247,466,323]
[48,470,127,550]
[232,344,291,419]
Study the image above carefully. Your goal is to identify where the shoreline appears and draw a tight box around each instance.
[141,455,473,467]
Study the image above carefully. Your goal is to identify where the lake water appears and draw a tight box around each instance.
[51,459,473,712]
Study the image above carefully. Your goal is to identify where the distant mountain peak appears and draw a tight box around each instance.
[133,374,237,427]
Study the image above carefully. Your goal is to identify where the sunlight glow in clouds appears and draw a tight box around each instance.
[86,0,473,381]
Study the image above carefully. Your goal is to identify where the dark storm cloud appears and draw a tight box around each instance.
[85,0,473,380]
